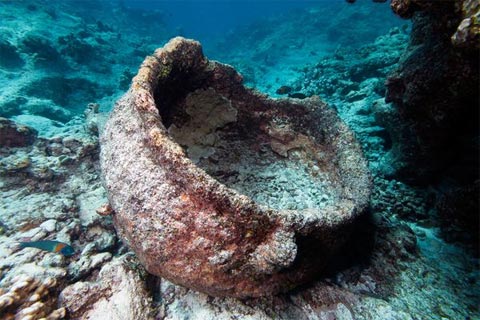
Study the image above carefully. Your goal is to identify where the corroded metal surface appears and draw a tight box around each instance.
[100,37,371,298]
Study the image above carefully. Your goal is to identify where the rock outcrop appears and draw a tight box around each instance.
[347,0,479,250]
[384,1,479,182]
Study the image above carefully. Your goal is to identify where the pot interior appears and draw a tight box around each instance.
[155,86,342,211]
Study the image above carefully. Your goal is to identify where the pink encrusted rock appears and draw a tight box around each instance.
[99,37,371,298]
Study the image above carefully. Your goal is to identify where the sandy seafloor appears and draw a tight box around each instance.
[0,1,478,319]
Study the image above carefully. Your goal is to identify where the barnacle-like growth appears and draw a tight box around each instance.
[100,37,372,298]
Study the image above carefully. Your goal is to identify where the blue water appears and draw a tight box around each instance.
[125,0,335,38]
[123,0,401,55]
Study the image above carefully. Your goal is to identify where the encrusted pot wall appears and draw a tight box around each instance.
[100,37,371,298]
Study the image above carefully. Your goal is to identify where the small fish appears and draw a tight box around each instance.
[288,92,308,99]
[19,240,75,256]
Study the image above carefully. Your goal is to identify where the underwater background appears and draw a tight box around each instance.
[0,0,478,319]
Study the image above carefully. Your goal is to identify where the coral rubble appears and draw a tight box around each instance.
[0,274,65,320]
[0,109,115,319]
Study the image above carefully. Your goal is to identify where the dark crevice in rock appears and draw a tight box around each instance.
[154,66,210,129]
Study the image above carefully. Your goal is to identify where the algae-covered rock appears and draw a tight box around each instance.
[59,255,154,320]
[0,117,37,148]
[452,0,480,48]
[382,0,479,183]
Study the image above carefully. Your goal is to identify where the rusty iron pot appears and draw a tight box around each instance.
[100,37,371,298]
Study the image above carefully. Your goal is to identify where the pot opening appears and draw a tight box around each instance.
[153,74,340,211]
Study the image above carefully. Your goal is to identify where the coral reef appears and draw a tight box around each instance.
[0,274,65,320]
[436,181,480,247]
[0,108,116,318]
[292,27,410,178]
[371,176,431,221]
[0,38,24,69]
[0,0,169,121]
[451,0,480,48]
[213,1,403,95]
[100,37,371,298]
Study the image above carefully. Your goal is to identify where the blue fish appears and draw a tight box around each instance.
[19,240,75,256]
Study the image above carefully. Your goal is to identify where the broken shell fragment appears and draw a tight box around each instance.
[100,37,372,298]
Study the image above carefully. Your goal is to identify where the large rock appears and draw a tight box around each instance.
[59,255,153,320]
[380,0,480,183]
[356,0,479,248]
[99,37,372,298]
